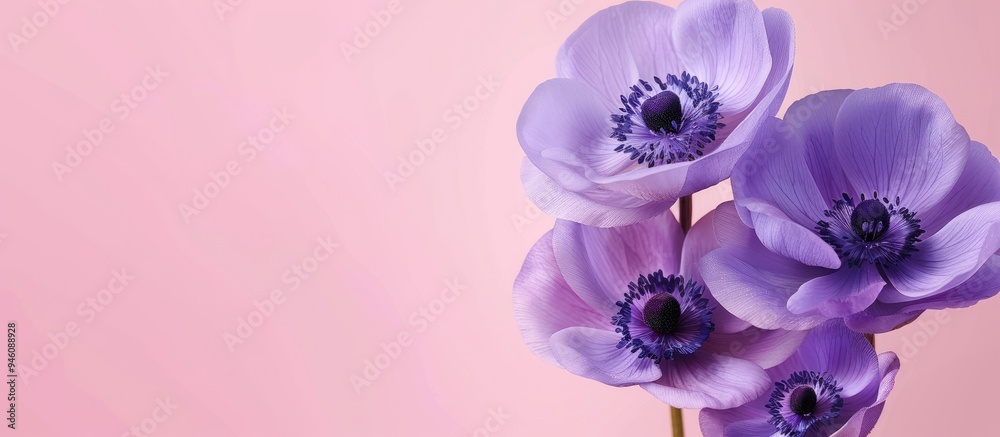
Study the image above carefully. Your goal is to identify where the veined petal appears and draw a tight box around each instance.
[641,352,770,409]
[917,141,1000,234]
[513,231,606,365]
[702,203,829,330]
[557,1,684,101]
[788,266,885,317]
[834,84,970,213]
[682,208,750,334]
[830,353,900,437]
[885,202,1000,298]
[742,200,841,269]
[672,0,771,115]
[793,321,879,398]
[732,118,831,228]
[517,78,624,182]
[552,212,683,315]
[783,89,855,201]
[700,327,807,369]
[550,327,662,386]
[520,159,673,227]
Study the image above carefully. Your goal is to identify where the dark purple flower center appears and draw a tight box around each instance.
[788,386,818,417]
[642,293,682,334]
[850,199,890,241]
[816,192,924,268]
[640,91,683,134]
[767,371,844,437]
[611,270,714,363]
[610,72,725,168]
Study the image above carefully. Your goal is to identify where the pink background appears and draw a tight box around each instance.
[1,0,998,435]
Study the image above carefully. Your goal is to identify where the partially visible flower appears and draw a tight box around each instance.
[700,321,900,437]
[517,0,795,227]
[702,85,1000,333]
[513,210,806,408]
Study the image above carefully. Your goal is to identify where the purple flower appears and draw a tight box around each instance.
[700,321,900,437]
[517,0,795,227]
[701,84,1000,333]
[513,210,806,408]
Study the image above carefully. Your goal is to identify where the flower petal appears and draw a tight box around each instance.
[701,203,829,330]
[641,353,770,409]
[903,254,1000,309]
[742,200,841,269]
[699,406,776,437]
[788,266,885,317]
[550,327,662,386]
[520,159,673,227]
[701,327,808,369]
[556,1,684,101]
[517,79,625,182]
[884,202,1000,298]
[672,0,771,114]
[850,255,1000,334]
[552,212,683,315]
[681,208,750,334]
[732,118,831,228]
[681,208,720,281]
[678,7,796,203]
[513,231,606,365]
[830,353,900,437]
[917,141,1000,233]
[834,84,970,212]
[783,89,855,201]
[794,321,879,397]
[844,310,921,335]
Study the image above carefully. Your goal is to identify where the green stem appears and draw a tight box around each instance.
[671,406,684,437]
[671,195,693,437]
[679,195,693,233]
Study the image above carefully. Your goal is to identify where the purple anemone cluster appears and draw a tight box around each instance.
[512,1,1000,436]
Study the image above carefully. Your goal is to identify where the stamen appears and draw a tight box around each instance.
[610,72,725,168]
[815,193,924,268]
[788,386,818,417]
[611,271,714,363]
[640,91,683,134]
[643,293,682,334]
[850,199,890,241]
[767,371,844,437]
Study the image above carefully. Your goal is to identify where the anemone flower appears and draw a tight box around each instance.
[513,210,806,408]
[516,0,795,227]
[700,321,900,437]
[701,84,1000,333]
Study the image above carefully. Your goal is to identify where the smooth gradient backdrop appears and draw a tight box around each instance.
[1,0,997,435]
